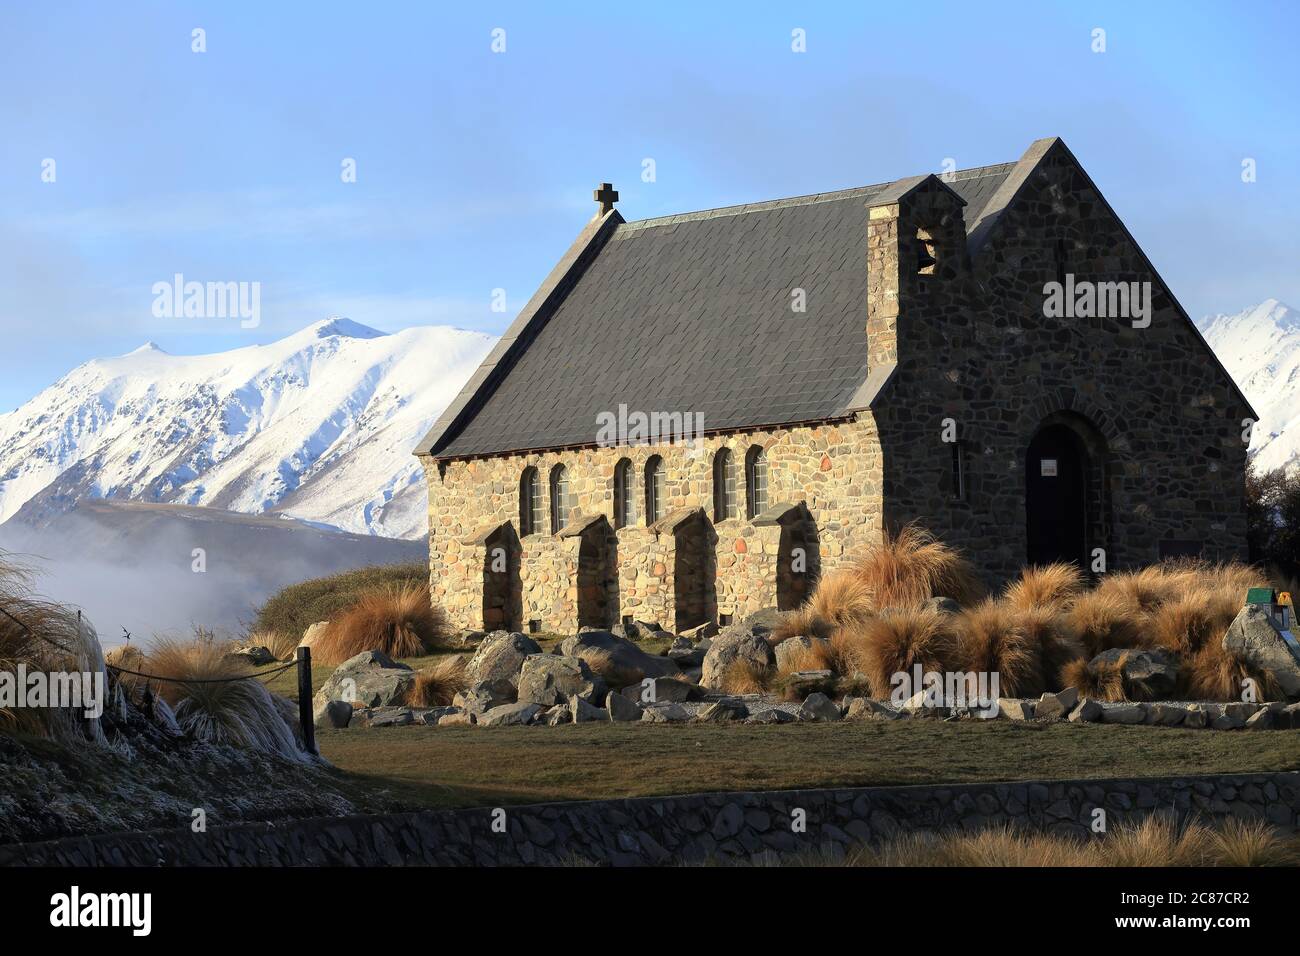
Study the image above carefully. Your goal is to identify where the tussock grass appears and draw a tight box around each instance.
[720,659,774,695]
[245,629,300,662]
[1060,652,1139,702]
[1062,590,1147,658]
[1183,643,1282,702]
[771,570,874,644]
[253,562,429,645]
[146,633,308,761]
[842,606,962,699]
[848,525,984,611]
[310,584,450,666]
[955,601,1045,698]
[405,655,469,707]
[1002,563,1086,611]
[0,553,108,744]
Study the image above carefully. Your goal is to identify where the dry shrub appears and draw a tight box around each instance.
[1210,819,1300,867]
[1019,606,1085,691]
[146,634,307,761]
[1182,643,1282,701]
[1062,590,1146,658]
[955,601,1044,698]
[720,659,774,695]
[1003,563,1085,612]
[1095,566,1169,616]
[311,584,450,665]
[1150,588,1239,657]
[246,629,300,662]
[848,525,984,611]
[104,643,144,670]
[770,570,873,644]
[0,554,108,743]
[1104,817,1215,867]
[1060,654,1130,702]
[844,606,962,699]
[405,655,469,707]
[774,640,832,678]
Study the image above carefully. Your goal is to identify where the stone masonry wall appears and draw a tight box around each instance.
[5,772,1294,866]
[421,419,884,632]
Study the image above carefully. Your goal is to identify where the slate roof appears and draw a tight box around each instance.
[424,162,1016,460]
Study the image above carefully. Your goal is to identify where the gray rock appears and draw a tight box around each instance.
[438,711,474,727]
[1102,703,1147,724]
[453,678,516,715]
[1282,702,1300,730]
[701,629,775,689]
[1211,713,1245,730]
[1223,604,1300,698]
[1067,698,1103,723]
[464,631,542,687]
[744,707,795,724]
[844,697,903,720]
[418,706,459,725]
[558,630,680,682]
[540,704,572,726]
[361,706,415,728]
[641,702,691,723]
[997,698,1036,721]
[516,654,605,706]
[1244,708,1274,730]
[227,644,276,666]
[784,669,835,697]
[681,622,719,642]
[798,692,841,722]
[1144,702,1188,726]
[668,643,707,667]
[478,701,542,727]
[1224,701,1262,721]
[1183,704,1209,729]
[1089,647,1180,699]
[638,676,699,704]
[313,699,353,729]
[922,596,962,615]
[694,700,749,722]
[313,650,415,711]
[606,692,642,722]
[1036,687,1079,720]
[570,696,605,722]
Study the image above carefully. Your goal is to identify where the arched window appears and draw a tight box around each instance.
[613,458,634,528]
[549,464,570,534]
[745,445,768,519]
[644,455,664,523]
[519,467,542,536]
[712,448,736,521]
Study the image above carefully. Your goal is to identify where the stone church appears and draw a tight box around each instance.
[416,137,1252,635]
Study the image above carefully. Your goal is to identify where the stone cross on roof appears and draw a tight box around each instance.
[593,182,619,215]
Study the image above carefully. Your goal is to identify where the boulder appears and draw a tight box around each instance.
[227,644,276,667]
[922,596,962,616]
[1244,708,1274,730]
[783,669,836,698]
[606,692,642,722]
[1211,712,1245,730]
[997,698,1036,721]
[637,676,699,704]
[1035,687,1080,720]
[313,650,415,711]
[540,704,572,726]
[701,629,775,689]
[694,700,749,722]
[570,696,605,723]
[1101,703,1146,725]
[730,608,784,639]
[681,622,719,642]
[438,711,474,727]
[1144,702,1188,726]
[418,706,459,725]
[1089,647,1179,699]
[612,619,665,642]
[798,692,842,722]
[558,630,680,682]
[844,697,903,721]
[1223,604,1300,698]
[478,701,542,727]
[314,699,353,729]
[1183,704,1209,729]
[516,654,606,706]
[464,631,542,687]
[360,706,415,728]
[641,702,691,723]
[744,707,795,725]
[453,679,516,716]
[1067,698,1103,723]
[668,640,707,667]
[298,621,329,650]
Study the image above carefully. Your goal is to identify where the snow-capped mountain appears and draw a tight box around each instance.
[0,318,495,539]
[1198,299,1300,474]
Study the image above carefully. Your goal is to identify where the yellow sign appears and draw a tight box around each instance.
[1280,591,1293,606]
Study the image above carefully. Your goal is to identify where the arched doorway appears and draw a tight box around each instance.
[1025,423,1090,567]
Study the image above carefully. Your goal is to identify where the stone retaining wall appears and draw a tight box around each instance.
[3,772,1296,867]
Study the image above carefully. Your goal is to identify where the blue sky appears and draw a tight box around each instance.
[1,0,1296,411]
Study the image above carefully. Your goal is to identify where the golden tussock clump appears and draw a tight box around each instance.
[1059,653,1133,702]
[719,659,774,696]
[1061,589,1147,658]
[842,605,962,700]
[1182,643,1282,702]
[848,525,984,612]
[405,655,469,707]
[146,635,306,760]
[1002,563,1086,612]
[770,570,873,645]
[310,584,450,666]
[1149,588,1240,658]
[954,601,1045,699]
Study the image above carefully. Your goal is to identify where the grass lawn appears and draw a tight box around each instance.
[318,719,1300,812]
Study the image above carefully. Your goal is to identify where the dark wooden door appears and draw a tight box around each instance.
[1026,424,1088,567]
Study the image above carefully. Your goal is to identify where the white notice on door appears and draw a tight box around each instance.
[1040,458,1058,477]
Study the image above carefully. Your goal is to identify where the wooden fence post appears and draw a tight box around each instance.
[297,646,317,756]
